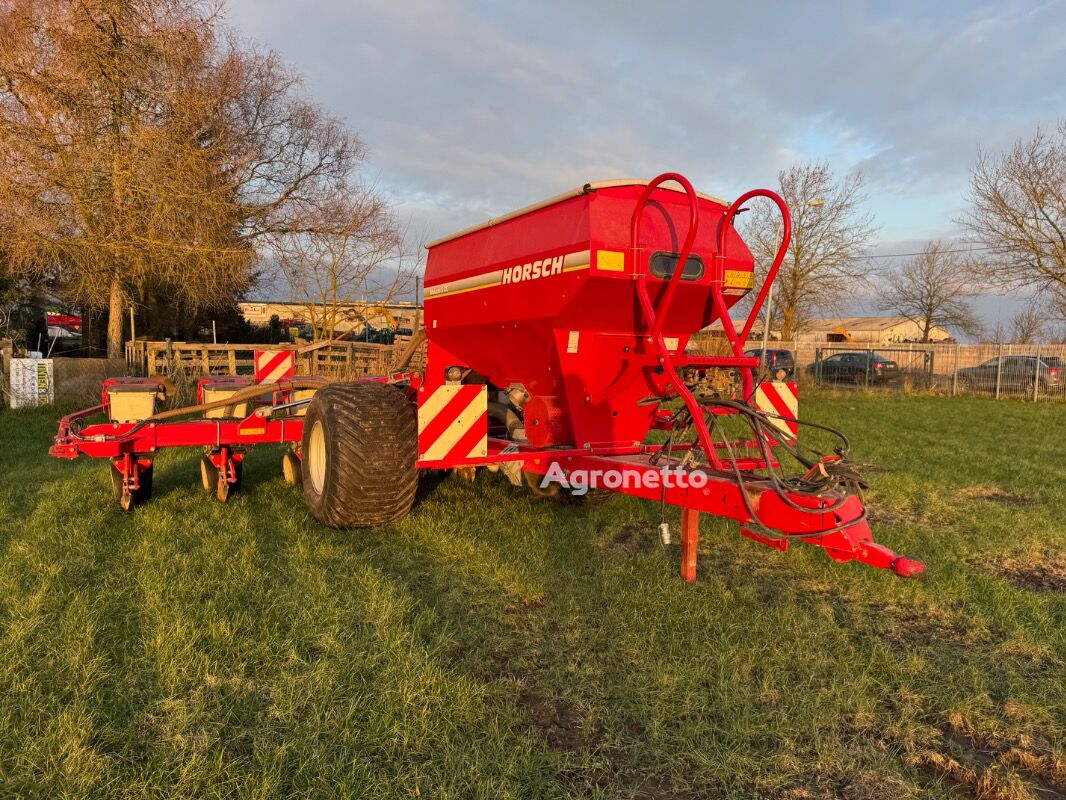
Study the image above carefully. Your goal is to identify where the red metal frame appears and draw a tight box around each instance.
[50,400,307,499]
[51,372,423,502]
[50,413,306,460]
[516,448,923,578]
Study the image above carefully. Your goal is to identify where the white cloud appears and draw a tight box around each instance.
[223,0,1066,248]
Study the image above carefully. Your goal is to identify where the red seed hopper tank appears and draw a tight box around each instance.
[423,179,758,449]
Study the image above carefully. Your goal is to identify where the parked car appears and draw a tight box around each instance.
[807,352,900,385]
[744,348,795,379]
[956,355,1063,394]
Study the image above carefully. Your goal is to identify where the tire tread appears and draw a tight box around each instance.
[302,382,417,528]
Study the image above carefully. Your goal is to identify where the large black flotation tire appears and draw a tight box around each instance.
[301,381,418,528]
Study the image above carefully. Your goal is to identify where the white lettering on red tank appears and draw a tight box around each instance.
[502,254,567,286]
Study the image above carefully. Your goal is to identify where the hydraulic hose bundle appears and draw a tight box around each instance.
[656,391,870,540]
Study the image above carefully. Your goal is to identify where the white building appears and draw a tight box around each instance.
[238,301,421,333]
[793,316,952,344]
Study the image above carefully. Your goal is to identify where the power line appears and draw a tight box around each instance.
[851,245,997,261]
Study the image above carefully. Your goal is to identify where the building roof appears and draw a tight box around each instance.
[800,316,932,332]
[701,315,949,338]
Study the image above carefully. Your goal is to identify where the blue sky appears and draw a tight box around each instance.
[225,0,1066,324]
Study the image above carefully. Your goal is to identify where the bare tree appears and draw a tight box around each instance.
[274,195,415,342]
[0,0,395,358]
[959,122,1066,316]
[984,317,1008,345]
[1008,299,1048,344]
[742,163,877,340]
[874,241,981,341]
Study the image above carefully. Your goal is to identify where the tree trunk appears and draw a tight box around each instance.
[779,306,798,342]
[107,276,124,360]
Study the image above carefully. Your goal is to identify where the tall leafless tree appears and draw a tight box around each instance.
[874,241,981,341]
[742,162,877,340]
[274,195,416,342]
[958,122,1066,319]
[984,317,1008,345]
[1008,299,1048,344]
[0,0,403,358]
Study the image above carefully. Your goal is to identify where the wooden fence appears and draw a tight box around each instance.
[126,335,426,378]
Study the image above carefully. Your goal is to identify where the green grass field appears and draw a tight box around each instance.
[0,394,1063,799]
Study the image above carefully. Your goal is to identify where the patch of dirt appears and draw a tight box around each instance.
[909,748,1036,800]
[515,679,602,751]
[970,551,1066,593]
[606,524,651,557]
[958,485,1037,507]
[865,504,915,526]
[877,604,990,651]
[909,715,1066,800]
[516,595,546,611]
[945,714,1066,796]
[480,600,604,754]
[769,769,917,800]
[1000,750,1066,794]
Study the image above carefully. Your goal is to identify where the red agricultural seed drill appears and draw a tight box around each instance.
[51,173,924,581]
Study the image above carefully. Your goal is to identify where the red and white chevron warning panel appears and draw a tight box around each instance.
[754,381,799,437]
[418,384,488,463]
[254,350,296,384]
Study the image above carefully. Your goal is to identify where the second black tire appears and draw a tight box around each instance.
[301,381,418,528]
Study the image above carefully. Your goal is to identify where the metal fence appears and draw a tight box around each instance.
[1,354,127,406]
[690,335,1066,400]
[126,336,426,378]
[804,342,1066,400]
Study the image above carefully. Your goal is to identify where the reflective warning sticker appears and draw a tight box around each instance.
[418,384,488,462]
[597,250,625,272]
[753,381,799,437]
[254,350,296,384]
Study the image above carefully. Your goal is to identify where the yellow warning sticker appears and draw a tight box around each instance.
[597,250,625,272]
[724,270,754,289]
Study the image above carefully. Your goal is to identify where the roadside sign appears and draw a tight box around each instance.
[10,358,54,408]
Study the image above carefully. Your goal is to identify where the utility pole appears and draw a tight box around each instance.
[415,275,423,331]
[760,282,773,367]
[761,198,822,369]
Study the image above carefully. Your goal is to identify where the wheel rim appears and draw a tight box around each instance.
[201,457,217,492]
[308,420,327,494]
